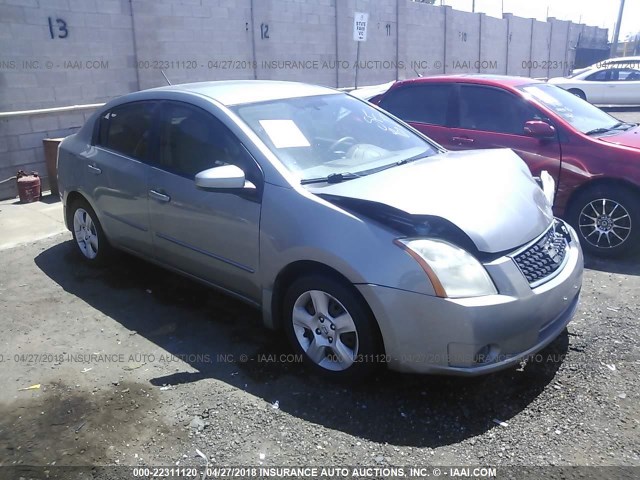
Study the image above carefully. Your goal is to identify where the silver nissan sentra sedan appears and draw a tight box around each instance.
[57,80,583,379]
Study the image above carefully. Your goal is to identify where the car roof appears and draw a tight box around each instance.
[598,56,640,62]
[144,80,340,106]
[394,74,542,88]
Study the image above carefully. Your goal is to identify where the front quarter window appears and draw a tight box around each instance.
[232,93,437,182]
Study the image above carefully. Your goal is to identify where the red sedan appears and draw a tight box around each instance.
[371,75,640,256]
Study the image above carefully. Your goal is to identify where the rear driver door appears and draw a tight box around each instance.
[377,83,455,147]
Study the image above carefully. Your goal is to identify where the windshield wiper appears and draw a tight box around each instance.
[358,153,429,176]
[585,122,636,136]
[585,127,614,135]
[611,121,637,130]
[300,172,361,185]
[300,152,429,185]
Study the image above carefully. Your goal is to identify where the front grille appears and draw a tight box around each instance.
[513,221,570,285]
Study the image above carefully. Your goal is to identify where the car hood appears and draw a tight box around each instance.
[311,148,554,254]
[547,76,576,84]
[596,125,640,148]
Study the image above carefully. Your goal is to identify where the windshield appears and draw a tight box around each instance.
[520,83,618,134]
[231,93,437,182]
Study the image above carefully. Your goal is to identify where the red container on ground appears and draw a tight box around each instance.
[16,171,41,203]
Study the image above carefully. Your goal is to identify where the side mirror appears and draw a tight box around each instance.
[524,120,556,139]
[195,164,249,190]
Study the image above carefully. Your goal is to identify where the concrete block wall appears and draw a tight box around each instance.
[397,1,445,78]
[253,0,337,86]
[0,0,138,111]
[445,7,480,74]
[577,25,608,50]
[528,20,551,78]
[336,0,398,87]
[0,0,610,200]
[504,14,532,77]
[548,18,572,78]
[479,14,507,74]
[0,108,98,199]
[131,0,255,89]
[0,0,135,199]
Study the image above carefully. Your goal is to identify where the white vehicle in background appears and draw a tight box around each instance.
[569,55,640,77]
[548,62,640,105]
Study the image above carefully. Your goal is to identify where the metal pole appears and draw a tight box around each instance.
[128,0,141,90]
[355,41,361,88]
[505,16,509,74]
[478,13,482,72]
[472,0,475,13]
[528,18,534,77]
[250,0,258,80]
[610,0,626,57]
[334,0,339,87]
[395,0,400,81]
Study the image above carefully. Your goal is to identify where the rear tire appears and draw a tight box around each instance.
[568,88,587,101]
[282,274,383,380]
[566,185,640,257]
[70,198,113,265]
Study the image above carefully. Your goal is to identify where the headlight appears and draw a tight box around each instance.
[395,238,497,298]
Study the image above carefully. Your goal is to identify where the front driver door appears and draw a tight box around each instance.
[603,68,640,104]
[147,101,262,301]
[448,84,562,186]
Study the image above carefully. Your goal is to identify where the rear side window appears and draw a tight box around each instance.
[585,69,610,81]
[96,102,156,161]
[379,84,452,126]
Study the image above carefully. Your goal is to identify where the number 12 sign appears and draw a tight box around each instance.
[353,12,368,42]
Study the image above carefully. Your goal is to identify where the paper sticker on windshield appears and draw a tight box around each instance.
[259,120,311,148]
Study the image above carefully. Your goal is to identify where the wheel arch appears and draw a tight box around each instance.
[566,177,640,213]
[567,88,586,100]
[565,177,640,255]
[65,190,106,235]
[268,260,386,353]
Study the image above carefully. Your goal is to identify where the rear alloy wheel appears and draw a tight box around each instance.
[283,275,382,379]
[568,186,640,257]
[70,199,112,264]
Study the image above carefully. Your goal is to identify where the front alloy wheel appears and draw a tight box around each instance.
[568,186,640,257]
[283,275,382,379]
[578,198,631,250]
[292,290,359,371]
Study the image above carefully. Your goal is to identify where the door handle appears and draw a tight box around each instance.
[87,164,102,175]
[149,189,171,203]
[452,136,475,145]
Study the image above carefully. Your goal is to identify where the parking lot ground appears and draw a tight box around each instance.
[0,234,639,472]
[602,107,640,124]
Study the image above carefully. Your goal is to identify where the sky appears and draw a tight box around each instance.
[442,0,638,40]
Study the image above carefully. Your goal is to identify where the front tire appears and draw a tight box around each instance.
[282,274,382,380]
[70,198,112,265]
[567,185,640,257]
